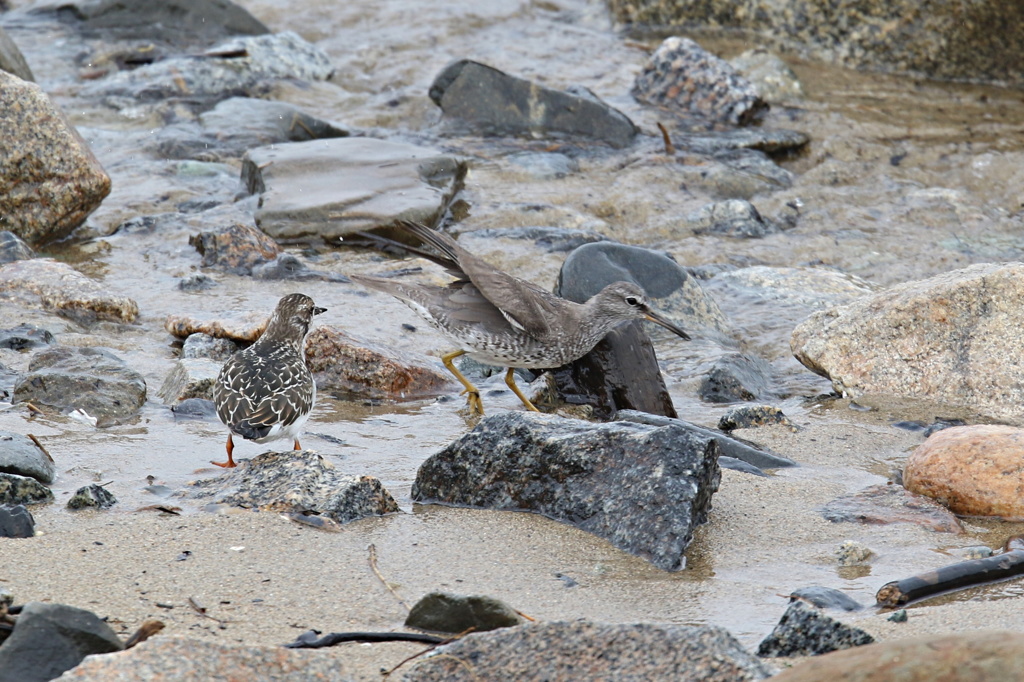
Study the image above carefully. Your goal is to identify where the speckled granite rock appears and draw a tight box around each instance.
[188,221,281,274]
[403,621,772,681]
[791,263,1024,421]
[67,484,117,510]
[904,424,1024,518]
[0,472,52,506]
[242,138,465,242]
[757,601,873,657]
[688,199,779,238]
[771,630,1024,682]
[157,358,221,403]
[730,48,802,103]
[822,483,964,533]
[608,0,1024,86]
[0,259,138,324]
[429,59,638,148]
[412,412,720,572]
[83,32,333,102]
[0,324,53,350]
[186,449,399,523]
[0,27,34,81]
[405,592,523,634]
[0,72,110,245]
[181,333,238,361]
[0,431,55,484]
[305,325,453,401]
[13,347,147,422]
[632,37,766,126]
[718,405,792,431]
[56,636,355,681]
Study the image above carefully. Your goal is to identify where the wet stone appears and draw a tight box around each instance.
[177,274,218,291]
[0,324,54,351]
[186,450,400,524]
[13,346,147,422]
[164,311,268,342]
[188,221,281,275]
[0,72,111,245]
[0,259,138,324]
[718,405,792,431]
[170,397,217,420]
[242,137,466,243]
[506,151,579,179]
[251,253,350,282]
[730,48,803,103]
[789,586,864,612]
[198,97,349,150]
[157,358,222,403]
[689,199,780,238]
[83,32,334,103]
[429,59,638,148]
[0,431,55,484]
[676,128,810,157]
[0,231,35,264]
[0,472,53,506]
[0,602,123,682]
[404,592,523,635]
[712,265,875,310]
[403,621,772,681]
[0,504,35,538]
[822,483,964,533]
[835,540,874,567]
[699,353,773,403]
[632,37,767,126]
[0,27,34,82]
[756,601,874,658]
[66,484,116,510]
[305,325,453,402]
[412,412,721,572]
[181,333,238,362]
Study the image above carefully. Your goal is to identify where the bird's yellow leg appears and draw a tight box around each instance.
[442,350,484,415]
[505,367,539,412]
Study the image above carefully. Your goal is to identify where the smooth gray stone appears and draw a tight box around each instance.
[0,504,34,538]
[405,592,522,634]
[0,431,55,484]
[0,27,34,82]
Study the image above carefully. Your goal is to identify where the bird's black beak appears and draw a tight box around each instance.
[643,308,690,340]
[313,306,327,316]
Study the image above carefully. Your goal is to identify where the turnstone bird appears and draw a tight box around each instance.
[211,293,326,467]
[350,221,690,415]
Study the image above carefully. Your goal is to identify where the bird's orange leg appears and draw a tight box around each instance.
[293,439,302,450]
[211,434,237,468]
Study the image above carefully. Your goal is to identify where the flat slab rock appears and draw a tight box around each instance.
[306,325,453,401]
[56,636,354,681]
[185,449,399,523]
[792,262,1024,421]
[242,137,466,242]
[164,310,269,342]
[402,621,772,681]
[0,71,110,245]
[412,411,721,571]
[822,482,964,533]
[0,258,137,324]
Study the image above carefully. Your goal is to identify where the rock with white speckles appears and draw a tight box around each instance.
[757,601,874,657]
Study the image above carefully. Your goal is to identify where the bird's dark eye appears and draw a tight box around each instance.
[625,296,640,306]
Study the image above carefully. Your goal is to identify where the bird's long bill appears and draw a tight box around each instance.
[313,306,327,316]
[643,309,691,340]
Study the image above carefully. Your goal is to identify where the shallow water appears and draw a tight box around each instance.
[3,0,1024,666]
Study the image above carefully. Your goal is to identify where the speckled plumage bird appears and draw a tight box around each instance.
[211,293,326,468]
[350,221,690,415]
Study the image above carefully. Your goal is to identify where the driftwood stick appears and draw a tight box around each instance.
[368,543,410,612]
[284,630,445,649]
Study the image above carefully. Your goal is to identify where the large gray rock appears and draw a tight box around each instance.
[242,138,466,242]
[757,601,874,657]
[429,59,638,148]
[13,347,147,422]
[27,0,268,43]
[403,621,771,681]
[186,450,400,524]
[0,259,138,324]
[412,412,721,571]
[791,262,1024,420]
[0,431,55,484]
[405,592,523,634]
[0,472,52,506]
[609,0,1024,86]
[56,636,355,681]
[0,27,34,81]
[0,71,110,245]
[84,32,333,102]
[0,602,123,682]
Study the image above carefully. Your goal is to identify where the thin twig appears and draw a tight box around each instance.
[382,628,477,677]
[26,434,53,462]
[124,620,164,649]
[368,544,410,612]
[656,121,675,155]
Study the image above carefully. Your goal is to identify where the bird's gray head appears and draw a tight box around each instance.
[263,293,327,342]
[591,282,690,340]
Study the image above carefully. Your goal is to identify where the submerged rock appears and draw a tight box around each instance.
[405,592,523,634]
[186,449,399,523]
[688,199,779,239]
[181,333,238,361]
[305,325,453,401]
[791,263,1024,421]
[788,586,863,612]
[412,412,721,571]
[822,483,964,533]
[404,621,771,681]
[0,431,55,484]
[0,324,54,351]
[429,59,638,148]
[0,259,138,324]
[730,48,803,103]
[757,600,874,657]
[0,472,53,506]
[699,353,773,403]
[242,138,466,243]
[904,424,1024,518]
[0,72,111,245]
[67,484,117,510]
[0,602,123,682]
[0,232,35,264]
[633,37,767,126]
[13,346,147,422]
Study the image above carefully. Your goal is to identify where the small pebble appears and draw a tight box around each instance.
[887,609,908,622]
